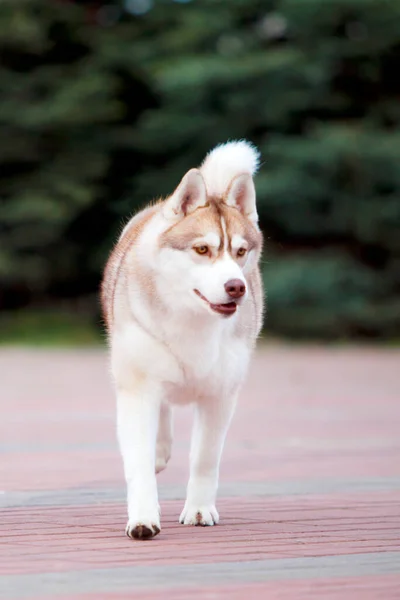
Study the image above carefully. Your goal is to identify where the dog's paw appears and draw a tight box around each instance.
[125,518,161,540]
[155,441,171,474]
[179,504,219,526]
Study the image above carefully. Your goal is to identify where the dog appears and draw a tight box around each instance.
[101,140,264,539]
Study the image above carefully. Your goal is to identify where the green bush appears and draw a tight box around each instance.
[1,0,399,339]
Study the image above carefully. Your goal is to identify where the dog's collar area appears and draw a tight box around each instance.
[194,289,237,316]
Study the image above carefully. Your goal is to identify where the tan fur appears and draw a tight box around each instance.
[102,193,263,345]
[219,203,261,256]
[160,198,261,255]
[159,202,223,253]
[101,205,158,331]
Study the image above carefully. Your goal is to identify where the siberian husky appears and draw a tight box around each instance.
[101,140,264,539]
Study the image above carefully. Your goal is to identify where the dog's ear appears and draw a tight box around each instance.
[163,169,207,220]
[225,174,258,225]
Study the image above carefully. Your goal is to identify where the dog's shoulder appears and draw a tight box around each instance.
[101,202,160,331]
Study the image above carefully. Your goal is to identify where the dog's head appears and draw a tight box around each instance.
[153,167,262,318]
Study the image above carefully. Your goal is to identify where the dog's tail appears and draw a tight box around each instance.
[200,140,260,198]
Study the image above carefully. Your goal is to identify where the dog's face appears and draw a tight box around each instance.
[155,169,262,318]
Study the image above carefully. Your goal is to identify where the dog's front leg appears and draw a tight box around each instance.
[179,394,237,526]
[117,384,161,539]
[155,401,173,474]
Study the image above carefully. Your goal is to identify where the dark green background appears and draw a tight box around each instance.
[1,0,399,340]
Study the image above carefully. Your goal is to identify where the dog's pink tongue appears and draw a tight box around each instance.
[210,302,237,315]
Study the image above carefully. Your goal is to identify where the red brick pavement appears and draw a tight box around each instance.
[37,576,400,600]
[0,346,400,598]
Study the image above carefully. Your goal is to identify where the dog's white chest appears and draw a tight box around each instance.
[165,329,250,405]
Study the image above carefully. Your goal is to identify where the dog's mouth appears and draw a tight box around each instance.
[194,289,237,316]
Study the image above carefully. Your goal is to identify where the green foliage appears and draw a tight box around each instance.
[0,309,103,346]
[266,252,400,338]
[1,0,399,339]
[0,0,156,293]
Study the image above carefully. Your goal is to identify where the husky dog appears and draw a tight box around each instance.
[101,140,264,540]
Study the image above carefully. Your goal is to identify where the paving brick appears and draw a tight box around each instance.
[33,576,400,600]
[2,552,400,598]
[0,346,399,599]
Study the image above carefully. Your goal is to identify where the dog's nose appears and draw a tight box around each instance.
[224,279,246,299]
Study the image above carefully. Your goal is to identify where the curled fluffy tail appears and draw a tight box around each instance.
[200,140,260,197]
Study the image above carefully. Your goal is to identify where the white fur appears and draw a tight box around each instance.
[226,173,258,224]
[200,140,260,197]
[107,141,261,539]
[163,169,208,220]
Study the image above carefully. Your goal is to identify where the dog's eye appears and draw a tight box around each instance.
[195,245,209,255]
[237,248,247,257]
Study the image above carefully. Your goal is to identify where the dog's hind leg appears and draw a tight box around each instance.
[155,401,173,474]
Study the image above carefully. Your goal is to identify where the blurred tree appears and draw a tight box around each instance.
[0,0,399,338]
[0,0,158,307]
